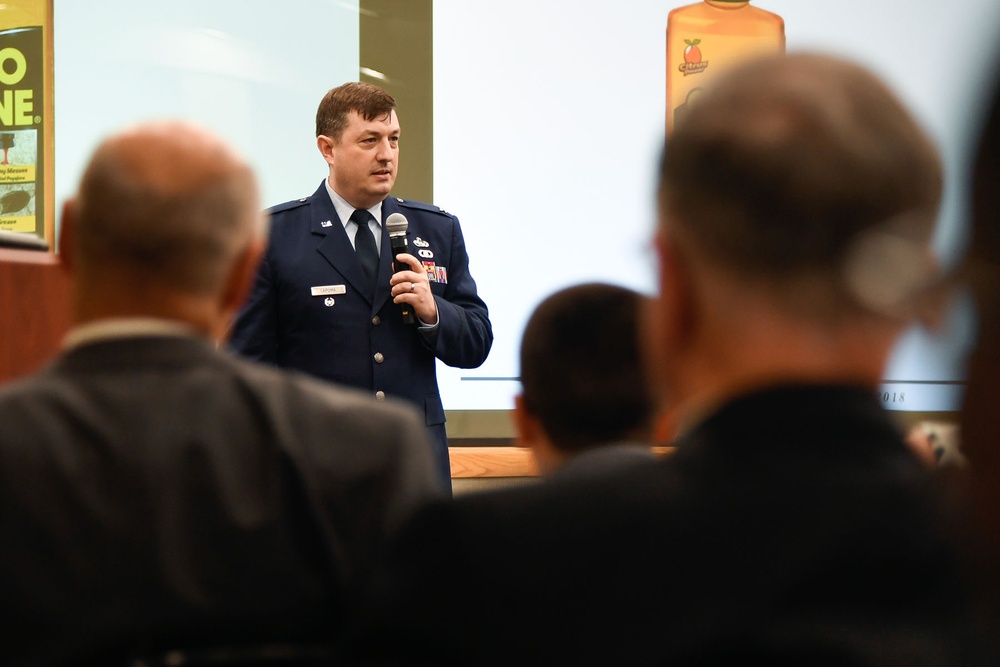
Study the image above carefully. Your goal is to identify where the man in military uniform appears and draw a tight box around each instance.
[229,82,492,488]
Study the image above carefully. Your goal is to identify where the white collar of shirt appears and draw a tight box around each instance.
[324,179,383,253]
[63,318,198,350]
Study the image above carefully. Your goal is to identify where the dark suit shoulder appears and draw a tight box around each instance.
[393,197,455,220]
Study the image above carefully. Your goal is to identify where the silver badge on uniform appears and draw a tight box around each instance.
[324,297,336,307]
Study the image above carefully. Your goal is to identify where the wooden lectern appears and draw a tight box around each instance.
[0,246,71,384]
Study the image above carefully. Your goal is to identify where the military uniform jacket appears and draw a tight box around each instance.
[228,182,493,467]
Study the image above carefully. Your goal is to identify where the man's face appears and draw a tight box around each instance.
[323,109,400,209]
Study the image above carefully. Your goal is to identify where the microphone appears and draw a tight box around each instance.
[385,212,415,324]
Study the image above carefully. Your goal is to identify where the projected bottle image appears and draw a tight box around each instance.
[666,0,784,134]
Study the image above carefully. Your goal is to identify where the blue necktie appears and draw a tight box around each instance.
[351,209,379,297]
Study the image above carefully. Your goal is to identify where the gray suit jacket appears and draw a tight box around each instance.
[0,334,441,666]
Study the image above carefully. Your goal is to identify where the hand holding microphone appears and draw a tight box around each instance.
[387,213,438,325]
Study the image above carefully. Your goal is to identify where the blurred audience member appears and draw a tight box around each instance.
[515,283,659,476]
[961,62,1000,606]
[0,121,441,666]
[353,53,987,666]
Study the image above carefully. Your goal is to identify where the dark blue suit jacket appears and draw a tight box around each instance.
[228,182,492,483]
[357,385,987,665]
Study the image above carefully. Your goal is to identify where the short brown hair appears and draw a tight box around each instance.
[660,53,941,312]
[316,81,396,140]
[520,283,655,452]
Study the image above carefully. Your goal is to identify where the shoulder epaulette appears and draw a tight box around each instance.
[267,197,311,215]
[394,197,452,218]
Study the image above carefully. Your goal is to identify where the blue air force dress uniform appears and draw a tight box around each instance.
[228,181,493,485]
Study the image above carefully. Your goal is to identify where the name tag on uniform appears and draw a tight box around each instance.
[311,284,346,296]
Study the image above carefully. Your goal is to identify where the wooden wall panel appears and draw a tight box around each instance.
[0,247,70,384]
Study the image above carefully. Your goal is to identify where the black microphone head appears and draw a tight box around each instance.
[385,213,408,237]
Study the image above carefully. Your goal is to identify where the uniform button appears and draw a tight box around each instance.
[375,390,385,400]
[374,352,385,364]
[371,315,381,326]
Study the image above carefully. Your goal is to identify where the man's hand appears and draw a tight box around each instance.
[390,253,438,325]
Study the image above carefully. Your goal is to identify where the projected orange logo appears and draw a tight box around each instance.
[679,38,708,76]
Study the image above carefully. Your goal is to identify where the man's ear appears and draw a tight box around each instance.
[652,401,678,445]
[57,199,77,274]
[640,230,696,403]
[219,236,266,327]
[514,394,562,476]
[316,135,336,166]
[654,229,697,352]
[512,394,539,447]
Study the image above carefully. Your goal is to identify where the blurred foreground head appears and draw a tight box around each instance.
[516,283,657,474]
[649,53,943,415]
[961,65,1000,579]
[59,121,266,336]
[662,52,941,320]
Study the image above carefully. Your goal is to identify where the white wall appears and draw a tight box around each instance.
[52,1,1000,412]
[433,0,1000,411]
[54,1,360,212]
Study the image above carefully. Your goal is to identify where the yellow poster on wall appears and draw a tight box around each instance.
[0,1,52,247]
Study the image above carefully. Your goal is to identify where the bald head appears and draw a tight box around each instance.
[70,121,264,296]
[660,53,941,320]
